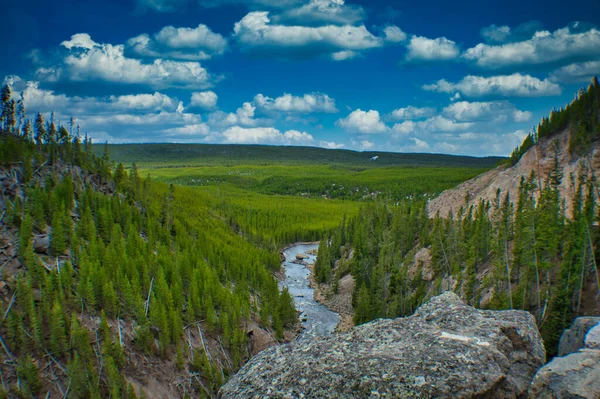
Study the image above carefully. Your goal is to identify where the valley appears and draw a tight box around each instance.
[2,0,600,395]
[0,79,598,398]
[0,106,493,397]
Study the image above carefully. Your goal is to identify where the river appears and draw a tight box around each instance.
[279,243,341,340]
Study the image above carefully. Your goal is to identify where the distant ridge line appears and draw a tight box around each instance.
[94,143,505,168]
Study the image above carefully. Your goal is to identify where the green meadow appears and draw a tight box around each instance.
[104,144,500,249]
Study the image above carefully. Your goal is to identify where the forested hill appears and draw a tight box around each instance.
[313,80,600,358]
[0,84,299,397]
[429,77,600,219]
[94,143,504,167]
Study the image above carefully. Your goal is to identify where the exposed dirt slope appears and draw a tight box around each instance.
[428,129,600,218]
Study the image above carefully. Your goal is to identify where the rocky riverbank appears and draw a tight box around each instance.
[306,262,355,333]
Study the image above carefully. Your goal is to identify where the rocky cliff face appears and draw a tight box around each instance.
[219,292,545,399]
[428,129,600,219]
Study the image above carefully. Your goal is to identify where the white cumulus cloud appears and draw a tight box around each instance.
[109,92,179,112]
[410,138,430,151]
[274,0,365,26]
[480,24,511,43]
[127,24,228,61]
[443,101,531,122]
[423,73,562,97]
[354,140,374,150]
[513,110,533,122]
[331,50,360,61]
[319,140,345,149]
[464,25,600,69]
[392,120,416,136]
[337,109,388,134]
[37,33,218,90]
[389,106,436,120]
[162,123,212,136]
[254,92,337,113]
[283,130,315,143]
[233,11,382,59]
[550,61,600,83]
[190,91,218,109]
[406,35,459,62]
[416,115,474,132]
[8,76,181,116]
[383,26,407,43]
[61,33,97,50]
[222,126,314,145]
[208,102,258,127]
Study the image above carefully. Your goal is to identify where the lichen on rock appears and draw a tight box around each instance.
[219,292,545,399]
[529,319,600,399]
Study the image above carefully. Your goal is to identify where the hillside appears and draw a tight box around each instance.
[94,143,504,168]
[0,80,499,398]
[0,94,303,397]
[430,78,600,219]
[312,80,600,358]
[428,127,600,219]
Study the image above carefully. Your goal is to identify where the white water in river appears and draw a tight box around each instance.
[279,243,341,340]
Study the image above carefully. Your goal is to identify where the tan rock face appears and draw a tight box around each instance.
[247,321,278,356]
[428,129,600,219]
[409,247,433,281]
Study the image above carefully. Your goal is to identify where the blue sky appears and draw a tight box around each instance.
[2,0,599,155]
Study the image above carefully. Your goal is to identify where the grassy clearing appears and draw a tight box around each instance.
[139,164,489,201]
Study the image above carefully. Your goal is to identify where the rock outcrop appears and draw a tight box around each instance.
[558,317,600,356]
[219,292,545,399]
[585,322,600,350]
[529,319,600,398]
[33,234,50,254]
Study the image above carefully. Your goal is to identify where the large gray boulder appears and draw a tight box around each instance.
[529,321,600,399]
[33,234,50,254]
[585,322,600,350]
[528,350,600,398]
[219,292,545,399]
[558,317,600,356]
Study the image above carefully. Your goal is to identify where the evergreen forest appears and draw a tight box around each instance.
[315,80,600,357]
[0,78,598,398]
[0,82,493,397]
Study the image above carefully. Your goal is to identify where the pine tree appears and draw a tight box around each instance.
[18,355,42,395]
[49,300,68,357]
[5,99,16,133]
[50,206,67,255]
[278,287,297,327]
[34,113,46,146]
[354,284,371,325]
[68,354,92,398]
[23,119,33,142]
[103,281,118,318]
[315,236,332,283]
[114,163,127,189]
[0,84,11,130]
[16,93,26,133]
